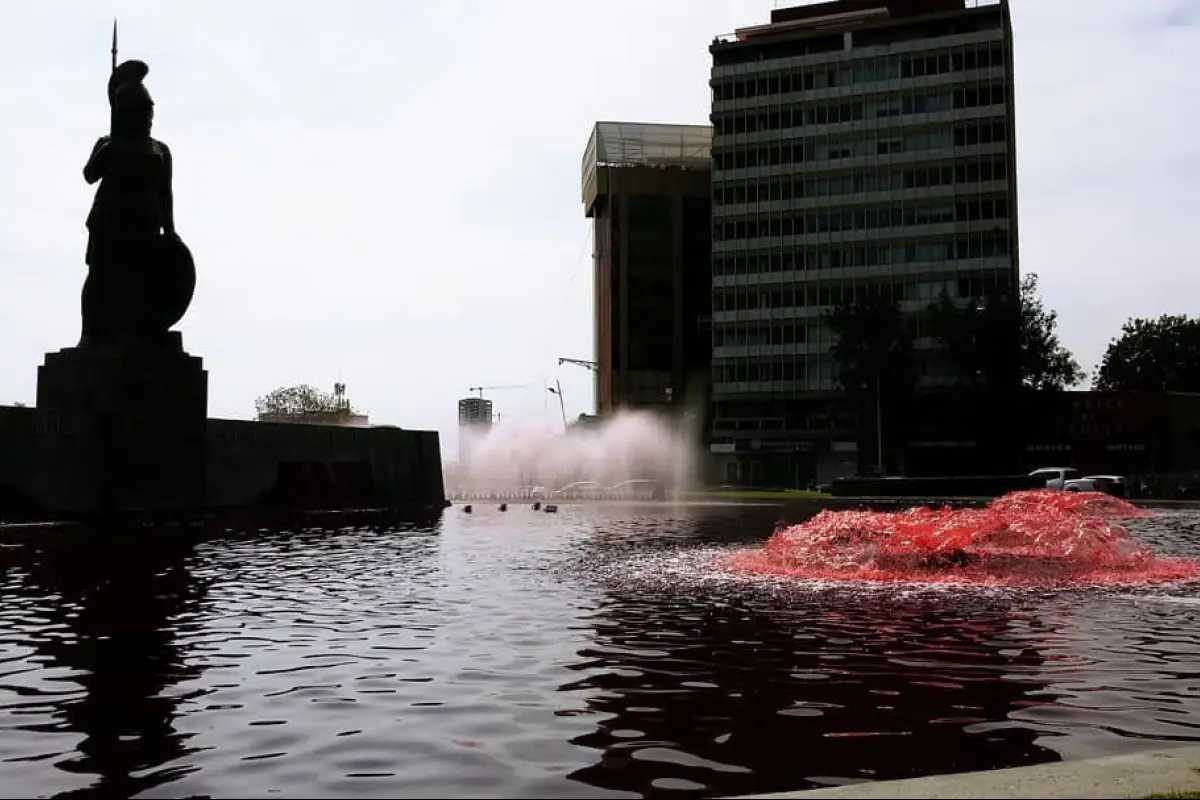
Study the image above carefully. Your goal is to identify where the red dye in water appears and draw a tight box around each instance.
[727,490,1199,587]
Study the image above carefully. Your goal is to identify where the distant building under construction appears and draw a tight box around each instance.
[582,121,713,420]
[456,396,493,464]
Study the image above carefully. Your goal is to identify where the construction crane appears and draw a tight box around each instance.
[467,384,530,399]
[558,358,597,372]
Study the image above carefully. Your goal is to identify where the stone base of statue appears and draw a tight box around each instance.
[29,332,207,518]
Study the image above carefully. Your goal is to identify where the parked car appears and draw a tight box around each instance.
[1066,475,1127,496]
[1029,468,1127,496]
[551,481,603,500]
[603,479,664,500]
[1029,467,1080,490]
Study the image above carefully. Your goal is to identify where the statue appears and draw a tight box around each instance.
[80,49,195,349]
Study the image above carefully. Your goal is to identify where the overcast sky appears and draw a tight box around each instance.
[1,0,1197,448]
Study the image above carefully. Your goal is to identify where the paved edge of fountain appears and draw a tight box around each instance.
[727,744,1200,799]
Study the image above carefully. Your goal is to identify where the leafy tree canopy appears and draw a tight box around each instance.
[255,384,353,418]
[928,273,1083,391]
[1095,314,1200,393]
[1019,274,1084,391]
[826,289,915,395]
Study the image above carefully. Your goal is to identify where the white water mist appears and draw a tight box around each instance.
[447,410,699,498]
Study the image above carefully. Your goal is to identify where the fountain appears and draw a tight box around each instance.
[728,490,1199,587]
[450,410,699,499]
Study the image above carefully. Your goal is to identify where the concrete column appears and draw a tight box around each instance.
[617,194,630,408]
[671,194,684,411]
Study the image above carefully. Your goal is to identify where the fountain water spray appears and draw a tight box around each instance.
[728,490,1199,588]
[448,410,699,499]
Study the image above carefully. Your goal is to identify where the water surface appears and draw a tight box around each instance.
[1,504,1198,798]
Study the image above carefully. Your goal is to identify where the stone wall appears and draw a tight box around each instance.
[0,405,43,517]
[0,406,444,519]
[206,418,443,510]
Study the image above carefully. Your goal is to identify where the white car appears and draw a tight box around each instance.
[1029,468,1125,495]
[1029,467,1080,490]
[1066,474,1127,495]
[551,481,603,499]
[603,479,664,500]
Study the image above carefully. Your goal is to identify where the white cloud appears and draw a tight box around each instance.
[1,0,1196,444]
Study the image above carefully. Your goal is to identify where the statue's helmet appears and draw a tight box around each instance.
[108,59,152,111]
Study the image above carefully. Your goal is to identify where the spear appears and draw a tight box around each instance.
[109,19,117,136]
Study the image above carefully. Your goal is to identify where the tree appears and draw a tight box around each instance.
[255,384,353,419]
[826,289,915,471]
[1095,314,1200,393]
[828,290,914,395]
[928,273,1082,391]
[1019,274,1084,391]
[928,289,1020,391]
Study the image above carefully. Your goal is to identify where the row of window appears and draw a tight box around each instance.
[712,82,1007,135]
[712,399,845,430]
[715,197,1009,242]
[716,322,813,347]
[713,233,1011,275]
[714,308,995,350]
[711,41,1006,100]
[712,269,1012,313]
[714,157,1008,206]
[712,352,960,387]
[724,232,1011,274]
[714,359,810,384]
[713,121,1007,171]
[714,314,959,349]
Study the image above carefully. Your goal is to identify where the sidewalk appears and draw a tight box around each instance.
[733,745,1200,800]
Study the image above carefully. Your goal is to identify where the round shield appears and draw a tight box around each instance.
[145,233,196,332]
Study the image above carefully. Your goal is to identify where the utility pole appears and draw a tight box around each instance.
[547,380,567,429]
[875,363,884,475]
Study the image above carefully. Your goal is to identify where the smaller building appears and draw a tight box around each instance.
[1021,391,1200,477]
[583,121,712,419]
[900,389,1200,479]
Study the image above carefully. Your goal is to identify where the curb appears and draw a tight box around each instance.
[729,744,1200,799]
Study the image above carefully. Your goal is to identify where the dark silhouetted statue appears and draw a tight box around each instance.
[31,43,209,518]
[80,58,195,349]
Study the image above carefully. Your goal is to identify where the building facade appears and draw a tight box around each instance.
[583,122,713,424]
[708,0,1019,486]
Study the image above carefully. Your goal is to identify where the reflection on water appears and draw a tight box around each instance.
[0,532,210,798]
[0,507,1197,799]
[563,589,1058,796]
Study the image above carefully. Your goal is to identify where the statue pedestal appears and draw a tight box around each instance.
[31,332,208,518]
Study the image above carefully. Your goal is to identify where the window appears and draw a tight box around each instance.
[878,137,903,155]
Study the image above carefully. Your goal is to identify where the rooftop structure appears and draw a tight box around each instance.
[582,121,713,416]
[582,121,711,216]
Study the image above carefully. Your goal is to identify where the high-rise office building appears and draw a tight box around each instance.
[708,0,1019,486]
[582,122,713,420]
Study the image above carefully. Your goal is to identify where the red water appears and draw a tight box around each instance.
[727,490,1199,587]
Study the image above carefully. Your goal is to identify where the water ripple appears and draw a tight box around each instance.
[0,508,1197,797]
